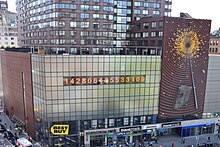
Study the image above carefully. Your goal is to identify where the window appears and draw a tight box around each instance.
[151,21,157,28]
[135,33,141,38]
[80,5,89,10]
[91,120,97,129]
[134,10,141,14]
[153,10,160,15]
[80,13,89,18]
[70,22,77,27]
[143,32,148,37]
[11,37,14,40]
[151,32,156,37]
[92,5,100,10]
[70,31,77,36]
[93,23,99,29]
[134,2,141,6]
[143,23,149,29]
[140,116,146,124]
[93,14,100,19]
[123,117,129,126]
[108,119,115,127]
[143,10,149,15]
[80,22,89,28]
[158,31,163,37]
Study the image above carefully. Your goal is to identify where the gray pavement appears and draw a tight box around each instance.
[156,133,220,147]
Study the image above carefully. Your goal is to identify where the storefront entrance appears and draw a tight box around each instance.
[181,123,215,137]
[90,135,105,147]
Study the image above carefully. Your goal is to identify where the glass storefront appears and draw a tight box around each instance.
[31,54,161,146]
[181,123,215,137]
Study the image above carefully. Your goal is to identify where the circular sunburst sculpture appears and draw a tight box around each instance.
[174,30,200,58]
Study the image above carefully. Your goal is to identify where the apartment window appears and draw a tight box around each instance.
[93,14,100,19]
[143,23,149,29]
[151,21,157,28]
[11,42,14,45]
[158,31,163,37]
[135,33,141,38]
[92,48,99,54]
[153,10,160,15]
[134,2,141,6]
[159,21,163,28]
[80,22,90,28]
[143,2,149,7]
[216,48,218,53]
[93,23,99,29]
[92,5,100,10]
[151,32,156,37]
[80,5,89,10]
[143,10,149,15]
[80,13,89,19]
[70,21,77,27]
[70,31,77,36]
[11,37,14,40]
[70,48,77,54]
[143,32,148,37]
[134,9,141,14]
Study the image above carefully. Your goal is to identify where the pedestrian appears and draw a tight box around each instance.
[181,137,185,144]
[207,136,211,142]
[155,138,158,144]
[172,142,174,147]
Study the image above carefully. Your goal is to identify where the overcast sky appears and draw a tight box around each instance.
[8,0,219,32]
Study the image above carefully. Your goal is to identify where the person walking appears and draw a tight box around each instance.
[172,142,174,147]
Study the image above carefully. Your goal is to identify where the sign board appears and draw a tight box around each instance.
[120,126,141,132]
[162,122,181,128]
[50,124,69,135]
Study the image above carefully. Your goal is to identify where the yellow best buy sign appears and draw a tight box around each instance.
[50,125,69,135]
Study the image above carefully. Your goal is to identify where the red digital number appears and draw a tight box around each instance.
[141,76,145,83]
[110,77,114,83]
[76,78,81,85]
[115,77,119,83]
[93,77,98,84]
[87,78,92,84]
[82,78,86,84]
[70,78,74,85]
[136,76,140,83]
[126,77,130,83]
[105,77,109,84]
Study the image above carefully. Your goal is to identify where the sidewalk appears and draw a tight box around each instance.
[157,134,220,147]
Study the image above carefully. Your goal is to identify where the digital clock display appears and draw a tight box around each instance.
[63,75,146,86]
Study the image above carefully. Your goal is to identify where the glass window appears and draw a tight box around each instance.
[134,10,141,14]
[143,10,148,15]
[92,5,100,10]
[151,22,157,28]
[143,22,149,29]
[153,10,160,15]
[134,2,141,6]
[151,32,156,37]
[70,22,77,27]
[80,13,89,18]
[143,32,148,37]
[93,14,100,19]
[109,119,115,127]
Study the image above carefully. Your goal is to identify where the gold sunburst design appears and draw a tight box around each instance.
[174,30,200,58]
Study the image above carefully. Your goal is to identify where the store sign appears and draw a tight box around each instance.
[162,122,181,128]
[85,128,117,135]
[120,126,141,132]
[50,125,69,135]
[142,124,160,130]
